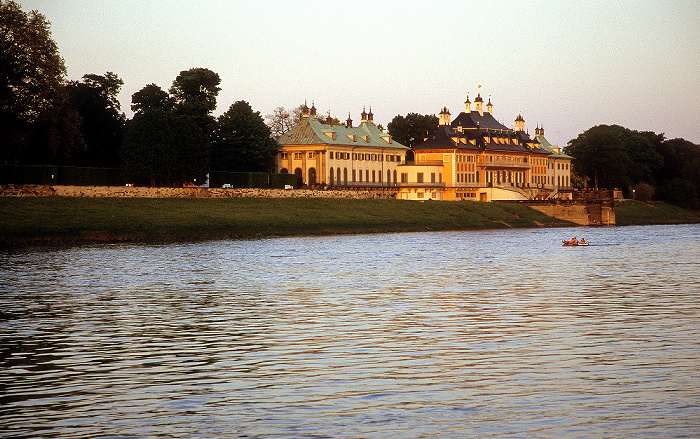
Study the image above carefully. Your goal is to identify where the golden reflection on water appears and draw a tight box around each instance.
[1,225,700,438]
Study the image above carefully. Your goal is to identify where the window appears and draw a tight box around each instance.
[401,173,408,183]
[294,152,302,159]
[352,169,356,182]
[309,152,315,158]
[417,173,424,183]
[281,152,288,159]
[417,192,424,198]
[431,173,436,183]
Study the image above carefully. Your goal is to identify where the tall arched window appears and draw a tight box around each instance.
[308,168,316,186]
[329,167,334,186]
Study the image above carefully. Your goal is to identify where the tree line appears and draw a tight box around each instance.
[1,1,277,186]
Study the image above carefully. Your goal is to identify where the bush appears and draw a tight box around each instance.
[633,183,654,202]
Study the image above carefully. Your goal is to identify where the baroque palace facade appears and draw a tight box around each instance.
[276,104,410,188]
[276,94,572,201]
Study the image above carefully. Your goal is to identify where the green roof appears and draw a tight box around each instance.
[278,116,409,150]
[535,135,572,159]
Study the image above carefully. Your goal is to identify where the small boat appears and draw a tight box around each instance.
[562,239,589,246]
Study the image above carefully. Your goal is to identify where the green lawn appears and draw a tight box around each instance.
[0,196,567,246]
[614,200,700,225]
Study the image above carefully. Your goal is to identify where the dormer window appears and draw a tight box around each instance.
[324,132,336,140]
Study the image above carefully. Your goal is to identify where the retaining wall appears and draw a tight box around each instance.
[0,185,397,199]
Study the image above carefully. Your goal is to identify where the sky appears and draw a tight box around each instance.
[20,0,700,147]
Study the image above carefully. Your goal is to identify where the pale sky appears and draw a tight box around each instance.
[20,0,700,147]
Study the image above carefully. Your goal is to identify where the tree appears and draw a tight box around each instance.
[121,110,174,185]
[212,101,278,172]
[122,82,209,186]
[565,125,634,191]
[387,113,439,148]
[266,106,293,138]
[266,104,307,137]
[131,83,172,114]
[168,68,221,142]
[633,182,654,202]
[66,72,126,167]
[0,0,83,163]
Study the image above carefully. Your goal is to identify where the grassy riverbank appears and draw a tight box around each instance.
[2,196,697,247]
[614,199,700,226]
[1,196,569,247]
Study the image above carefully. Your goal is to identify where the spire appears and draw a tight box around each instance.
[486,95,493,114]
[465,92,471,112]
[367,106,374,123]
[346,112,353,128]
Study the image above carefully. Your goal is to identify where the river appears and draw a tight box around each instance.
[1,224,699,438]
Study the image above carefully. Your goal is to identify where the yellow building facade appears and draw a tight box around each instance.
[397,94,572,201]
[276,105,409,187]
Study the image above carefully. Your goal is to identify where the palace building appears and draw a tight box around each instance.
[276,95,571,202]
[276,104,409,187]
[397,93,572,201]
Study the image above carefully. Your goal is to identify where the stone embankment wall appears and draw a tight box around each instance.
[528,202,616,226]
[0,184,397,199]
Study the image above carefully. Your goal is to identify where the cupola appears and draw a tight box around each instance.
[439,106,451,126]
[486,95,493,114]
[346,113,353,128]
[515,113,525,132]
[474,93,484,116]
[310,101,317,117]
[361,107,368,123]
[465,94,471,112]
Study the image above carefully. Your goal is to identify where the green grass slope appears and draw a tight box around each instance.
[0,197,568,246]
[614,200,700,226]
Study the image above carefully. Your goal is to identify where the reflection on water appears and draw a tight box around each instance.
[1,224,700,438]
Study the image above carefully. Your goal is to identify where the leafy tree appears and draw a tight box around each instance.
[618,129,663,185]
[212,100,278,172]
[565,125,634,191]
[387,113,439,148]
[121,110,174,186]
[169,67,221,135]
[0,0,83,163]
[131,83,172,114]
[633,182,654,202]
[122,84,208,186]
[66,72,126,167]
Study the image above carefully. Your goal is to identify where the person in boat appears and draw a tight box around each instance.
[579,238,587,245]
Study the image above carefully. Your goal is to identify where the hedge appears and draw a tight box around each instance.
[1,165,300,189]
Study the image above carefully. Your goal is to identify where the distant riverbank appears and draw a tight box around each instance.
[1,196,698,247]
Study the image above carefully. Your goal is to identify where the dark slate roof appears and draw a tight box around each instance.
[451,111,511,131]
[413,126,479,151]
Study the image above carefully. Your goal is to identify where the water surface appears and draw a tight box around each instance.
[1,224,699,438]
